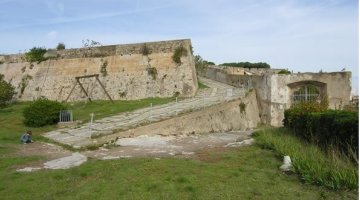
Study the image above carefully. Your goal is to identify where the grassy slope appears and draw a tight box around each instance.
[0,102,357,199]
[1,146,356,200]
[0,97,174,144]
[254,128,358,190]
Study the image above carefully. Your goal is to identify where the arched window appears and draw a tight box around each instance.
[292,85,320,103]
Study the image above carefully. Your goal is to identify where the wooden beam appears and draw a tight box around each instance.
[95,76,114,103]
[75,74,99,79]
[76,78,92,102]
[64,81,78,102]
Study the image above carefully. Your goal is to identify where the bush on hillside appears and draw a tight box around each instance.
[284,107,358,160]
[0,74,15,107]
[23,98,66,127]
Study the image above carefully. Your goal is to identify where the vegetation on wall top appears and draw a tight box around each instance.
[278,69,291,74]
[56,42,66,50]
[220,62,270,69]
[82,39,101,48]
[25,47,47,63]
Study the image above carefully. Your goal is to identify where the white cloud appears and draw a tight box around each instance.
[45,0,65,16]
[47,30,57,40]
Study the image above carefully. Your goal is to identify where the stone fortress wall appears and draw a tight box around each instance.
[200,66,352,126]
[0,39,198,102]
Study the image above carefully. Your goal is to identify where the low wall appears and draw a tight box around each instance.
[95,90,260,145]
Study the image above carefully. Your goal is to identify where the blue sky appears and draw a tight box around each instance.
[0,0,358,94]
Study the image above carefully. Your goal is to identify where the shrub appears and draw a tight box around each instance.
[239,102,246,114]
[25,47,47,63]
[100,60,108,77]
[0,74,15,107]
[23,98,66,127]
[56,43,66,50]
[219,62,270,68]
[284,108,358,159]
[278,69,291,74]
[172,46,188,64]
[146,67,157,80]
[141,44,150,55]
[19,74,32,97]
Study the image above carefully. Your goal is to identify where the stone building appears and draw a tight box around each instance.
[200,66,352,126]
[0,39,352,127]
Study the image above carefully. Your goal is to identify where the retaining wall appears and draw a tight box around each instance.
[0,39,198,101]
[95,90,260,145]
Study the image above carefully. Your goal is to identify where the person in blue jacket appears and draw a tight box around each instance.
[20,130,33,144]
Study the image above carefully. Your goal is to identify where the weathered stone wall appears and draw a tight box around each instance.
[200,67,352,126]
[203,65,282,76]
[96,90,260,145]
[0,39,198,101]
[268,72,352,126]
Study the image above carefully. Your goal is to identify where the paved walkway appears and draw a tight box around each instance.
[44,77,247,148]
[17,131,253,172]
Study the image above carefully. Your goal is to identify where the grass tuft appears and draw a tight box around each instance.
[197,80,209,89]
[254,127,358,190]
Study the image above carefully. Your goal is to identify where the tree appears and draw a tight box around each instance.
[0,74,15,107]
[82,39,101,48]
[56,42,65,50]
[194,55,215,71]
[25,47,47,63]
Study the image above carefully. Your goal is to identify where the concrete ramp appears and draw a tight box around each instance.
[43,78,259,149]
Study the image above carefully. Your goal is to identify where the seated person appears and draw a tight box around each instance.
[20,130,33,144]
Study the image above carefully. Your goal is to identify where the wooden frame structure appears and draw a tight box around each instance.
[64,74,113,103]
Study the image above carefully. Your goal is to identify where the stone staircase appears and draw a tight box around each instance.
[43,77,248,148]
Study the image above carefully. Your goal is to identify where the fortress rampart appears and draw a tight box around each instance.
[0,39,198,102]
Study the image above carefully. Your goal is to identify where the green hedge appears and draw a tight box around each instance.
[284,109,358,158]
[23,98,66,127]
[219,62,270,68]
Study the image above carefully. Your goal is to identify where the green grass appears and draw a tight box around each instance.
[198,80,209,89]
[254,127,358,190]
[0,97,174,144]
[65,97,175,122]
[0,102,358,199]
[0,146,357,200]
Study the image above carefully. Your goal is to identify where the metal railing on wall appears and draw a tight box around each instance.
[59,110,73,123]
